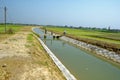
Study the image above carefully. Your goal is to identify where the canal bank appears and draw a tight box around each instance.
[60,36,120,64]
[32,28,77,80]
[41,27,120,64]
[33,28,120,80]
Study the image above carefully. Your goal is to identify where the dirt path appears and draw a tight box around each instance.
[0,27,65,80]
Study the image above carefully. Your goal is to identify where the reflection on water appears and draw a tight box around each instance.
[62,41,66,47]
[34,28,120,80]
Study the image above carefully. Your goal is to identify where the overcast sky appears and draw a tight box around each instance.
[0,0,120,29]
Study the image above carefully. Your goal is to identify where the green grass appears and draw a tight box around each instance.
[45,27,120,44]
[43,26,120,53]
[0,24,22,33]
[26,33,34,48]
[27,33,33,41]
[0,24,23,42]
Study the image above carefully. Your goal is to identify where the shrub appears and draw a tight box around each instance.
[7,28,14,34]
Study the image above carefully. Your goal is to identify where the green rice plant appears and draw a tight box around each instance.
[45,26,120,54]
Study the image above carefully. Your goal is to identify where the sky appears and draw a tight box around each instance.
[0,0,120,29]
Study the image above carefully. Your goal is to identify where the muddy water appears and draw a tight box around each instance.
[33,28,120,80]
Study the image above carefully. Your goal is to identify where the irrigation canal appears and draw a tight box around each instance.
[33,28,120,80]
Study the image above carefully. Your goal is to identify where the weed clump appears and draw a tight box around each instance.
[7,28,14,34]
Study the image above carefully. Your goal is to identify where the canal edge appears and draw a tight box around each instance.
[60,36,120,64]
[32,28,77,80]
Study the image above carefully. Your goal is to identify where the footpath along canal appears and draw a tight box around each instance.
[33,28,120,80]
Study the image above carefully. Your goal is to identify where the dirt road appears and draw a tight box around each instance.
[0,27,65,80]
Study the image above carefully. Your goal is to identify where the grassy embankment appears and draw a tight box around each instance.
[44,26,120,54]
[27,33,66,80]
[24,27,66,80]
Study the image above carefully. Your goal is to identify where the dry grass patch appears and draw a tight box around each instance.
[0,26,65,80]
[26,33,66,80]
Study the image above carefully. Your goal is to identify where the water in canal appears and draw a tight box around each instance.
[34,28,120,80]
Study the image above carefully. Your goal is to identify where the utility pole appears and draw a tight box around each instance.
[108,26,111,31]
[4,6,7,33]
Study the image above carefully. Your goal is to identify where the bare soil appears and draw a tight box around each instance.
[0,27,65,80]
